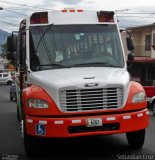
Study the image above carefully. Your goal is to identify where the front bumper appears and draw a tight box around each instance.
[25,108,149,138]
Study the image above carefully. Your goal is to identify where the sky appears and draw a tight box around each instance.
[0,0,155,32]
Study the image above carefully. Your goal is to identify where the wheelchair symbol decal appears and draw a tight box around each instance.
[36,124,46,135]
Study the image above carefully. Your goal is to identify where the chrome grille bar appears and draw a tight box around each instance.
[60,88,123,112]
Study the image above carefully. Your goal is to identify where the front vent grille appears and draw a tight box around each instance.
[68,123,120,134]
[60,88,123,112]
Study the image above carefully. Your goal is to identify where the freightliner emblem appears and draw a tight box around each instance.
[84,83,99,87]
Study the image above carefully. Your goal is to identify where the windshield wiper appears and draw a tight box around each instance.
[35,24,54,53]
[70,62,115,67]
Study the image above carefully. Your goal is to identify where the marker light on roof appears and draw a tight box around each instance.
[30,12,48,24]
[61,10,67,12]
[61,9,83,12]
[70,10,75,12]
[77,9,83,12]
[97,11,114,22]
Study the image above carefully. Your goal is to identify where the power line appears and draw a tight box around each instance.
[4,8,27,16]
[0,0,52,10]
[117,12,155,15]
[117,15,155,18]
[0,19,18,26]
[0,17,20,23]
[5,7,46,12]
[0,26,17,32]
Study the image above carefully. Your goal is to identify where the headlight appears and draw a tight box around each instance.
[132,92,146,103]
[27,98,48,108]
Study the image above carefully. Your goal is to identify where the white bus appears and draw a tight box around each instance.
[7,9,149,155]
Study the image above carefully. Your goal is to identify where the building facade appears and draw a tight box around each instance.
[127,23,155,86]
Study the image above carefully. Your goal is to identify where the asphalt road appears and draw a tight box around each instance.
[0,85,155,160]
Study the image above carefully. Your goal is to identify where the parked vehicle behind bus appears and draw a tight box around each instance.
[0,72,12,85]
[143,86,155,115]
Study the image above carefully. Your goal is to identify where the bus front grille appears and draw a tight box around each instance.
[60,88,123,112]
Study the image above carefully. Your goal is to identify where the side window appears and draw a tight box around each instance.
[3,74,9,77]
[0,74,2,78]
[145,35,151,51]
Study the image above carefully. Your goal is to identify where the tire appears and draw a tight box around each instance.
[10,95,13,101]
[17,105,20,121]
[126,129,145,149]
[152,102,155,116]
[23,121,40,156]
[7,81,12,85]
[24,134,39,156]
[13,93,17,102]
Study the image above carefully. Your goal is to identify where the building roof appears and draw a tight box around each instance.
[127,23,155,30]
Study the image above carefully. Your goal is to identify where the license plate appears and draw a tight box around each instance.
[86,118,102,127]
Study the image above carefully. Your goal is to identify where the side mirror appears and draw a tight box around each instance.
[7,36,14,52]
[126,37,134,51]
[7,34,18,63]
[7,35,18,52]
[128,53,134,62]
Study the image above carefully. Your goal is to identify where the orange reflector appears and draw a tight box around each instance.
[97,11,114,22]
[30,12,48,24]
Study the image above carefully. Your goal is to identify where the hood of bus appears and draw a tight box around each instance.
[27,67,130,108]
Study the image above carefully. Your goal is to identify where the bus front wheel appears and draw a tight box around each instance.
[126,129,145,149]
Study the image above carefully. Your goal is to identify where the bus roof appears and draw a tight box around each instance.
[26,10,117,27]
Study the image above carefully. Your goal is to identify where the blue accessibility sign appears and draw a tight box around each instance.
[36,124,46,135]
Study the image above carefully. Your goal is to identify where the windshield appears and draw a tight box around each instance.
[29,24,125,71]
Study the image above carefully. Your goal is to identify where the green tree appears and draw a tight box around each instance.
[1,43,7,57]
